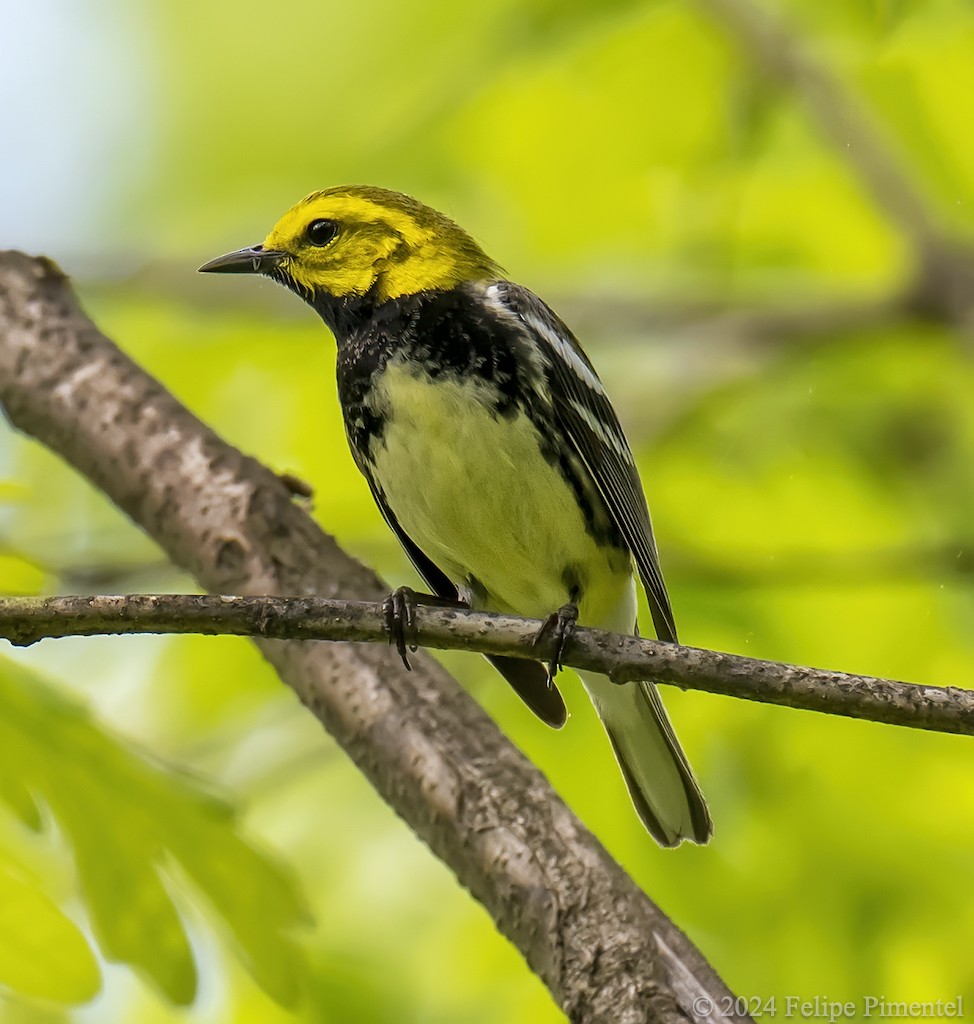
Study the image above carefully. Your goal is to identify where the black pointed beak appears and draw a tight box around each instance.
[198,245,286,275]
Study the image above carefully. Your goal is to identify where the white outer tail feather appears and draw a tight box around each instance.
[581,670,712,846]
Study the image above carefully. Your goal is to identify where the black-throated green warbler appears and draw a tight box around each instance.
[200,186,712,846]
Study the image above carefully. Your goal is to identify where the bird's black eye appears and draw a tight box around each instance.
[306,218,339,246]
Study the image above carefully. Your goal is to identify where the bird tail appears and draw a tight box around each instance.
[581,671,712,846]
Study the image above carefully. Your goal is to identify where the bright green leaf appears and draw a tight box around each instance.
[0,855,101,1004]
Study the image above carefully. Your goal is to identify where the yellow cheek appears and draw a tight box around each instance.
[290,257,376,297]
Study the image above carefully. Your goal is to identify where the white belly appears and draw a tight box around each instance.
[368,360,633,625]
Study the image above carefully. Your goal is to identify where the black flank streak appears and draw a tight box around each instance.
[561,564,585,604]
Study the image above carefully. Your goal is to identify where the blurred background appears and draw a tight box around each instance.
[1,0,973,1020]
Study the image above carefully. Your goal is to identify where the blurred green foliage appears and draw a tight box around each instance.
[1,0,973,1020]
[0,656,306,1009]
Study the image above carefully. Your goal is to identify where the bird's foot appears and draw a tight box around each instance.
[383,586,420,670]
[382,587,468,670]
[533,602,578,684]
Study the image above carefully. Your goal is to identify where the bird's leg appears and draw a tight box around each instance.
[533,602,579,685]
[382,586,468,670]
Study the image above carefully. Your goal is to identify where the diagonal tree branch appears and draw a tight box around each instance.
[2,593,972,737]
[699,0,936,248]
[0,251,749,1023]
[697,0,974,331]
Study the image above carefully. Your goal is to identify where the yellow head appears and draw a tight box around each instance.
[199,186,500,303]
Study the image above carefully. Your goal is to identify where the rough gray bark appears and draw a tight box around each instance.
[3,593,971,736]
[0,251,748,1024]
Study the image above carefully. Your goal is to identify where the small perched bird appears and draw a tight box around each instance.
[200,186,712,845]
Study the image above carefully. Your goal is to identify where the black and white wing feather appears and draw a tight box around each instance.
[491,282,678,644]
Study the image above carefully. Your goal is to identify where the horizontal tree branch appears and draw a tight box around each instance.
[2,593,972,737]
